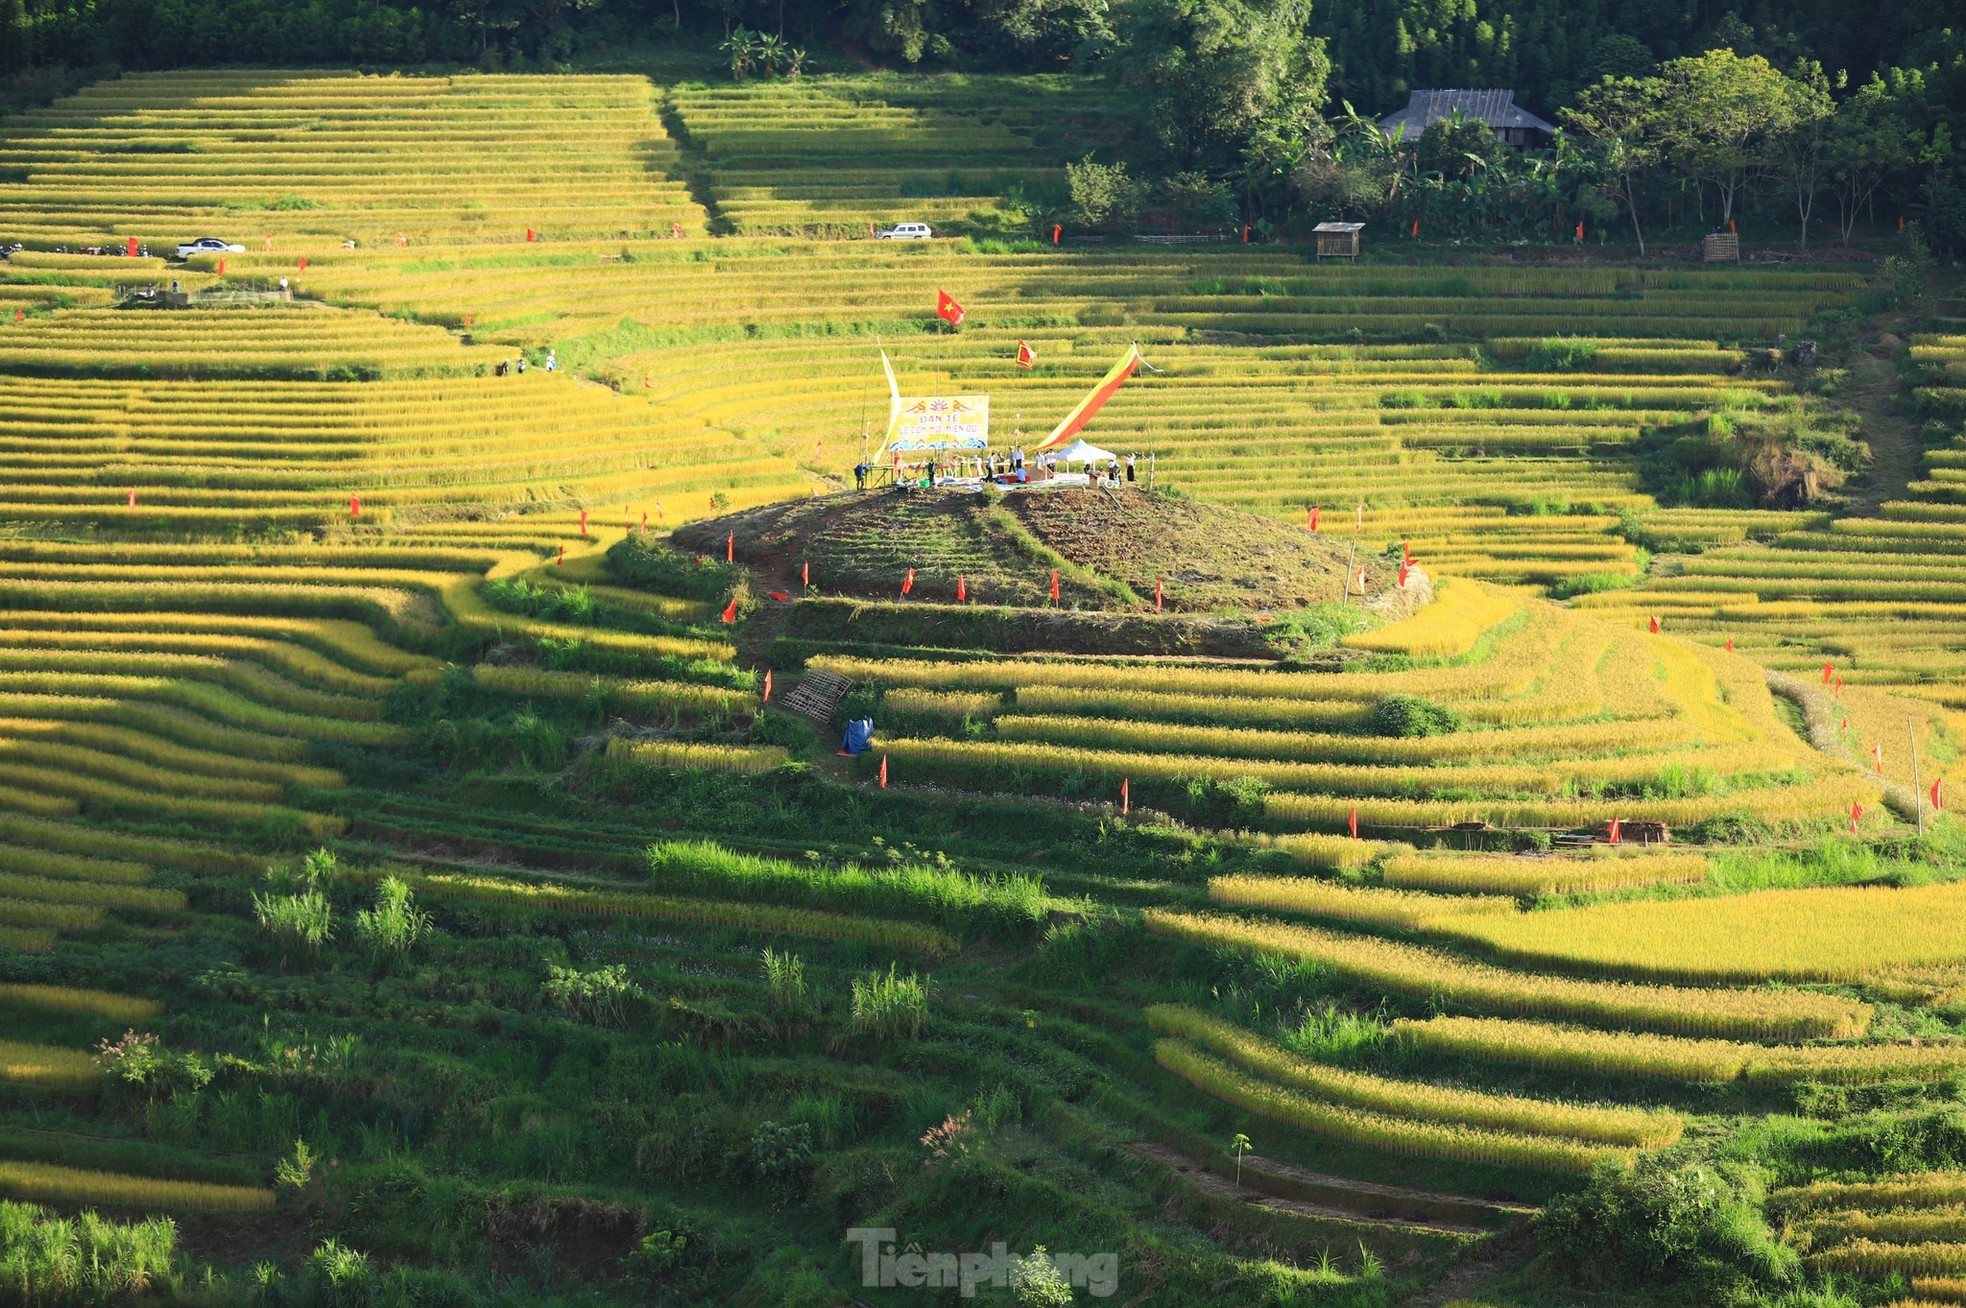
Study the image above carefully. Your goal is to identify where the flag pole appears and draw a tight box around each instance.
[1910,716,1924,837]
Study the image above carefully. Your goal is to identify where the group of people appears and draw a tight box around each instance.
[493,349,556,378]
[850,447,1143,491]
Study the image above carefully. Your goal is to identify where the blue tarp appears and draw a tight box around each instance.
[839,719,875,755]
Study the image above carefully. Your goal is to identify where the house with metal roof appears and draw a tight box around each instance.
[1377,90,1557,148]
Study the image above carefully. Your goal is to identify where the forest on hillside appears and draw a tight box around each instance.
[0,0,1959,250]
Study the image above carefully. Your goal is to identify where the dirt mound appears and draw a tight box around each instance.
[676,487,1396,613]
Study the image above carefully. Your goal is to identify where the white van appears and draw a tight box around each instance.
[877,222,933,240]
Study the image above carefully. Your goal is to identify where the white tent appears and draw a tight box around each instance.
[1051,438,1115,466]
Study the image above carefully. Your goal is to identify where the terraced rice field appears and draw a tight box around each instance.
[0,65,1956,1304]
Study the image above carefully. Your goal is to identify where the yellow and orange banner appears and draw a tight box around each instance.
[1032,346,1145,453]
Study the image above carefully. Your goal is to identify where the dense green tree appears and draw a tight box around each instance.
[1109,0,1328,174]
[1649,48,1813,230]
[0,0,28,74]
[1562,75,1662,254]
[1822,74,1921,243]
[1765,60,1834,249]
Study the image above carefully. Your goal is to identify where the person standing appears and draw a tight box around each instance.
[1125,453,1136,483]
[516,357,527,374]
[545,349,557,372]
[1012,445,1025,472]
[854,462,868,490]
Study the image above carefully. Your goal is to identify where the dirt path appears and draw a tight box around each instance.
[1129,1143,1522,1236]
[1838,343,1923,517]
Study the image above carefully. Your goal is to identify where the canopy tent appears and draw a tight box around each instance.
[1051,438,1115,465]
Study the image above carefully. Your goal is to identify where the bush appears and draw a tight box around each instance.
[542,964,639,1029]
[1183,774,1270,829]
[1065,155,1144,232]
[748,1121,814,1200]
[93,1030,212,1102]
[0,1199,179,1303]
[354,877,430,964]
[1539,1156,1796,1302]
[1369,694,1465,737]
[849,966,928,1041]
[606,535,740,602]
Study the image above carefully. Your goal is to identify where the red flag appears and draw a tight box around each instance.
[525,227,536,242]
[1049,569,1060,602]
[901,567,914,596]
[12,309,20,324]
[1398,562,1410,588]
[1608,816,1621,845]
[1934,779,1945,811]
[1308,505,1320,532]
[1016,340,1035,369]
[802,559,810,587]
[1575,221,1584,242]
[727,532,734,562]
[1154,577,1163,611]
[126,237,138,256]
[1402,541,1412,566]
[721,597,738,623]
[1051,224,1061,245]
[768,591,788,601]
[578,508,588,537]
[1725,637,1734,651]
[1834,677,1843,699]
[957,574,967,602]
[935,289,965,327]
[1410,219,1419,237]
[1823,661,1833,684]
[126,490,135,508]
[878,755,888,789]
[1648,615,1660,634]
[350,494,361,518]
[1121,778,1130,815]
[1347,807,1359,839]
[762,669,772,703]
[215,257,225,275]
[298,256,307,272]
[1851,801,1862,833]
[556,546,565,566]
[1241,224,1250,244]
[1729,218,1737,234]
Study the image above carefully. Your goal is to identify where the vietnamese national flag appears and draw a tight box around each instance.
[762,669,772,703]
[1016,340,1035,369]
[957,574,967,602]
[1648,615,1660,634]
[935,289,965,327]
[878,755,889,789]
[1347,807,1359,839]
[1049,569,1060,602]
[1607,816,1621,845]
[721,596,739,623]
